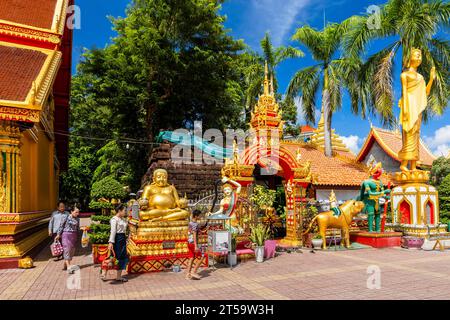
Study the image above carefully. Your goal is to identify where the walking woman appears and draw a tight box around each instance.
[55,206,80,273]
[101,204,129,283]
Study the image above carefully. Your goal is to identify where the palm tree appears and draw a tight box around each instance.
[343,0,450,126]
[244,32,304,112]
[286,22,357,157]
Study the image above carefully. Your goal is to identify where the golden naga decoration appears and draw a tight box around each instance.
[303,200,365,249]
[398,48,435,172]
[138,169,189,222]
[18,256,34,269]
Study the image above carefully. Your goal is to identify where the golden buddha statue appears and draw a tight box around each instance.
[139,168,189,222]
[398,48,435,172]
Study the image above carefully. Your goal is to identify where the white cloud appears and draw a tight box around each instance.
[341,135,362,154]
[248,0,312,47]
[424,125,450,157]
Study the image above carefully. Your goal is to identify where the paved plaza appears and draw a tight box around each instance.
[1,234,450,300]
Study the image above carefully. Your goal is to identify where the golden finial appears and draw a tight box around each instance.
[263,60,269,95]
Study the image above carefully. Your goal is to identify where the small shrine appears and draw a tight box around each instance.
[357,126,436,174]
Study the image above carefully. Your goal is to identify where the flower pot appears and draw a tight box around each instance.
[401,236,424,249]
[312,239,323,249]
[227,252,237,266]
[254,246,264,263]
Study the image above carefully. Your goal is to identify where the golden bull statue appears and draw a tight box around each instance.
[303,200,365,250]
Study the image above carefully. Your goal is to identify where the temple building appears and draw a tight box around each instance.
[356,127,436,173]
[0,0,73,268]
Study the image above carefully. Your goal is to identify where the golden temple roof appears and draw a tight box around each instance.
[0,41,61,122]
[0,0,68,34]
[309,111,351,153]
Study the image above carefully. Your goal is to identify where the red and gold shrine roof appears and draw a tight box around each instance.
[356,127,436,167]
[282,142,372,187]
[0,0,67,33]
[0,42,61,122]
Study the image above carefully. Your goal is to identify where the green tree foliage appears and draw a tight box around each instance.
[250,185,277,210]
[438,174,450,224]
[343,0,450,126]
[92,141,134,186]
[90,176,127,204]
[286,22,358,157]
[243,32,303,127]
[61,0,251,202]
[59,145,98,207]
[431,156,450,187]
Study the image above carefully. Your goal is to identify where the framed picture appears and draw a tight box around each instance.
[208,230,230,253]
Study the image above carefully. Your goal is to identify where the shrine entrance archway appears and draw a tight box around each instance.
[238,144,312,246]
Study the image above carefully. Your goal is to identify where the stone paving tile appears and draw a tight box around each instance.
[3,242,450,300]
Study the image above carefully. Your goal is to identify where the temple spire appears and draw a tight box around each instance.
[270,73,274,96]
[263,60,269,95]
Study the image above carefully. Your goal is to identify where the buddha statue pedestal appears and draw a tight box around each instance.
[127,219,208,273]
[384,170,447,238]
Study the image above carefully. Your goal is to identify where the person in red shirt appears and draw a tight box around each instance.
[186,210,205,280]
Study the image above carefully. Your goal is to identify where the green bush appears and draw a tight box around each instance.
[89,232,110,244]
[90,176,127,201]
[89,200,114,210]
[90,223,111,234]
[250,185,276,210]
[438,174,450,225]
[91,214,113,224]
[89,214,113,244]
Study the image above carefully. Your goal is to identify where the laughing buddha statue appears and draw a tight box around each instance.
[139,169,190,222]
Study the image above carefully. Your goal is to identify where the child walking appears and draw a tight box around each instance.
[186,210,205,280]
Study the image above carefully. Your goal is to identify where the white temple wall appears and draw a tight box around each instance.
[315,189,359,202]
[360,141,399,174]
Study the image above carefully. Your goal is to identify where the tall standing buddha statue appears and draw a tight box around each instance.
[398,48,435,172]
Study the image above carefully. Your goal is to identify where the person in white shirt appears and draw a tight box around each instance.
[48,201,69,261]
[101,204,129,283]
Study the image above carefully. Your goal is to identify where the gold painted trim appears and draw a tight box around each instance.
[0,41,62,121]
[0,23,60,44]
[0,227,48,258]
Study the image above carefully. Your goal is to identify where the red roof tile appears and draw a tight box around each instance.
[300,125,315,133]
[0,45,47,101]
[0,0,58,30]
[283,143,373,187]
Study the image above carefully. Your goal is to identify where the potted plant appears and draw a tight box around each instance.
[311,233,323,249]
[249,224,270,262]
[89,214,113,264]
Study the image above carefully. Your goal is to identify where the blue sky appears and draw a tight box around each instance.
[72,0,450,156]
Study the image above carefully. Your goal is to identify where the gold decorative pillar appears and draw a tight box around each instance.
[0,122,22,214]
[280,163,314,247]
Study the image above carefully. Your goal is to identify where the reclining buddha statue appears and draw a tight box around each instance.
[139,169,190,222]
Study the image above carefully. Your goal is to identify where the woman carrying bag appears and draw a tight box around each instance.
[55,206,80,273]
[101,204,129,283]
